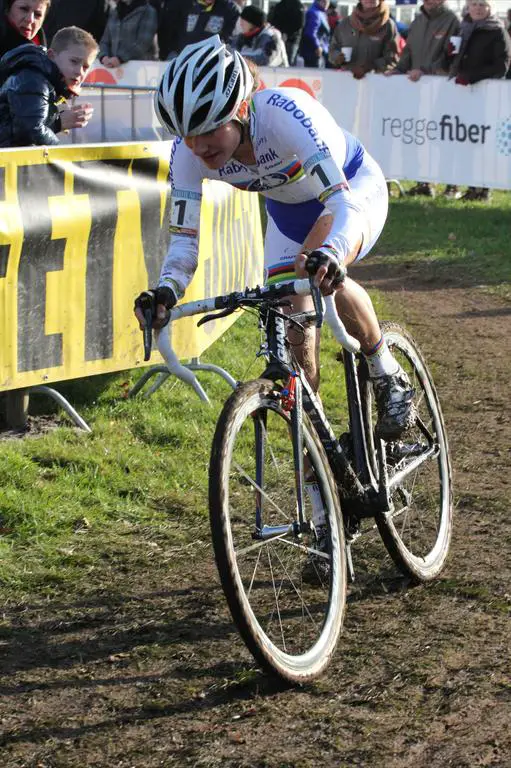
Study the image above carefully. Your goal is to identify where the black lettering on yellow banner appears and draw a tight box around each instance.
[17,164,66,372]
[133,156,171,285]
[0,143,263,392]
[74,158,130,361]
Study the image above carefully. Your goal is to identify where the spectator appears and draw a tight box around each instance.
[99,0,158,67]
[328,0,399,77]
[300,0,330,67]
[449,0,511,201]
[232,6,288,67]
[269,0,304,66]
[44,0,108,45]
[0,26,96,147]
[231,0,247,36]
[158,0,239,61]
[386,0,460,198]
[327,1,340,34]
[0,0,50,57]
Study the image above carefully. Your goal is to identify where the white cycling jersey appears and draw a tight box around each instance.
[159,86,388,297]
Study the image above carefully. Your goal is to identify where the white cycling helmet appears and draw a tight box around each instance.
[154,36,254,137]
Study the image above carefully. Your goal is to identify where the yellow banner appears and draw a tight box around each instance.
[0,142,264,392]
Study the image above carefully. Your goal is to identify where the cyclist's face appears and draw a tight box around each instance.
[184,122,241,169]
[7,0,48,39]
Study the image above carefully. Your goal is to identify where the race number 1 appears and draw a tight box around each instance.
[170,192,201,232]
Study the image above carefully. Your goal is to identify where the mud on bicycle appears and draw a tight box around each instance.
[143,276,452,684]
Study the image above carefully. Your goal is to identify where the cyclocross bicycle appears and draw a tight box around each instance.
[152,277,452,684]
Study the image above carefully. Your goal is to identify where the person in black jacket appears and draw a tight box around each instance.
[0,26,96,147]
[269,0,304,66]
[158,0,239,61]
[0,0,51,57]
[448,0,511,200]
[43,0,107,46]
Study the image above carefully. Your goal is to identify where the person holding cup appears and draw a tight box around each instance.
[385,0,460,198]
[448,0,511,201]
[448,0,510,87]
[328,0,399,78]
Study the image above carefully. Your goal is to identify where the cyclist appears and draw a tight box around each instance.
[134,35,415,441]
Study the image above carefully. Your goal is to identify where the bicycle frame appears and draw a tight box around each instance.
[259,303,387,528]
[154,278,389,528]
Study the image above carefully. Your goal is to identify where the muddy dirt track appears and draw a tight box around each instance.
[1,259,510,768]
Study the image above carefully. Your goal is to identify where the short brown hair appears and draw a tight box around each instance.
[5,0,51,9]
[50,26,98,55]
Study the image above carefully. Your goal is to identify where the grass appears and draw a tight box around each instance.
[0,190,509,595]
[380,186,511,298]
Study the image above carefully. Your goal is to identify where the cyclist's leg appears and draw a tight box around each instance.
[264,199,324,389]
[333,159,415,438]
[293,155,415,439]
[331,153,388,351]
[264,196,381,388]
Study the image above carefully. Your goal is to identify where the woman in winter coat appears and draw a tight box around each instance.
[99,0,158,66]
[0,0,50,57]
[449,0,511,200]
[328,0,399,77]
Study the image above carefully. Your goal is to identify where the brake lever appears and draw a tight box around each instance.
[143,309,153,361]
[139,290,156,361]
[309,278,324,328]
[197,306,236,327]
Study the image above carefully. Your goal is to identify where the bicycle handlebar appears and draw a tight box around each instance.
[154,278,360,391]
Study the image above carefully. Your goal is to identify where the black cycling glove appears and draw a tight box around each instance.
[304,249,346,288]
[134,286,177,327]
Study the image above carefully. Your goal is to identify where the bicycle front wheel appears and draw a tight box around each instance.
[360,322,453,581]
[209,379,346,683]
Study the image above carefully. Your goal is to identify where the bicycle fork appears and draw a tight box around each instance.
[252,374,310,541]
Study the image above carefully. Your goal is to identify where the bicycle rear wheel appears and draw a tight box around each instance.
[360,322,452,581]
[209,379,346,683]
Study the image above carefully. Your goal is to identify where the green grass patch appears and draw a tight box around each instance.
[380,187,511,298]
[0,191,509,595]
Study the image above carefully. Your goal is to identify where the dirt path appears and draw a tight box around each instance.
[1,263,510,768]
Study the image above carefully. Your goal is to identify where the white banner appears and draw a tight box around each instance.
[73,61,511,188]
[357,74,511,189]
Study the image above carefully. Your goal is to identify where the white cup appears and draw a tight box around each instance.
[450,35,462,54]
[341,46,353,63]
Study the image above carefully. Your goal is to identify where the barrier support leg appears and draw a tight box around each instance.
[186,358,237,389]
[4,390,30,430]
[128,357,237,400]
[29,386,92,433]
[386,179,405,198]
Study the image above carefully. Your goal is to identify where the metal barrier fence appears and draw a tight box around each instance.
[66,83,160,144]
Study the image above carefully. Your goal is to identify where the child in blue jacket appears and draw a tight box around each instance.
[0,25,97,147]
